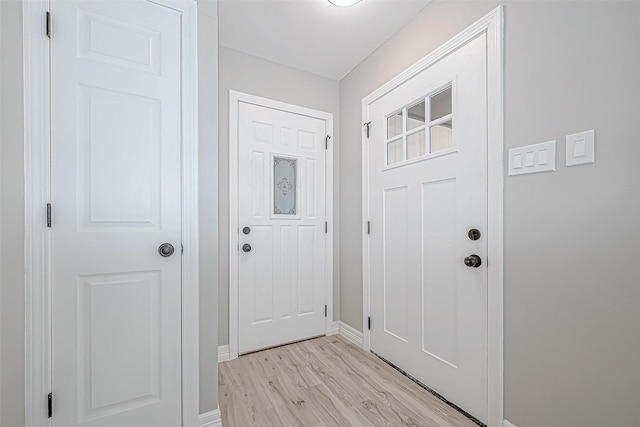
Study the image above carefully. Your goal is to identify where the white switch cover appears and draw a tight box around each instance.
[566,129,595,166]
[508,140,556,176]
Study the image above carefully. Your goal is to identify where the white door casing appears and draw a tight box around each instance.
[362,7,504,427]
[229,92,334,359]
[23,1,201,426]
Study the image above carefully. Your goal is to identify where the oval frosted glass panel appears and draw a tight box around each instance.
[430,87,452,121]
[407,130,425,160]
[430,119,453,153]
[407,101,425,131]
[387,111,403,139]
[273,157,297,215]
[387,139,403,165]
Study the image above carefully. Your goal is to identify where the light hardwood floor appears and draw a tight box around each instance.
[219,335,478,426]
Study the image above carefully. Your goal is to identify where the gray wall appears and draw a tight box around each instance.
[0,2,25,426]
[0,0,220,421]
[218,46,340,345]
[339,2,640,426]
[197,0,219,413]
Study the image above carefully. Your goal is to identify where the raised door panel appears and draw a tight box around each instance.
[78,86,161,230]
[78,271,161,421]
[382,186,410,343]
[421,178,459,367]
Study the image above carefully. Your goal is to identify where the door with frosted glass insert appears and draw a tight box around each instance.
[368,34,488,422]
[238,102,327,354]
[50,1,182,426]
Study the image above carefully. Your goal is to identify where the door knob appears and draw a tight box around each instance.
[242,244,252,253]
[158,243,175,257]
[464,254,482,268]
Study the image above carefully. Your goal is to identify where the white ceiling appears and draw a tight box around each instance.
[219,0,431,80]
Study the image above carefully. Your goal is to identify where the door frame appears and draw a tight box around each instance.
[361,6,504,427]
[23,1,201,426]
[228,91,334,360]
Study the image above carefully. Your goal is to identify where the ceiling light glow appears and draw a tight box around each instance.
[328,0,361,7]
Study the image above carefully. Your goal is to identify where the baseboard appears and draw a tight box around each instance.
[218,345,230,363]
[503,420,517,427]
[199,407,222,427]
[331,321,340,335]
[337,321,364,348]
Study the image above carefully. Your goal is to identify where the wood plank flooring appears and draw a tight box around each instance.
[218,335,477,427]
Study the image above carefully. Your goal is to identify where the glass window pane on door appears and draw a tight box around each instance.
[407,101,425,131]
[387,111,403,139]
[407,130,425,159]
[387,139,403,165]
[430,87,452,121]
[273,156,297,215]
[430,119,453,153]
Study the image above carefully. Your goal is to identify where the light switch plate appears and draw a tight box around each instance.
[508,140,556,176]
[566,129,595,166]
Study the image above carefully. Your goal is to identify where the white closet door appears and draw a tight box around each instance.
[50,2,182,426]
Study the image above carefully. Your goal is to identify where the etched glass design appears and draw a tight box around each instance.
[273,157,297,215]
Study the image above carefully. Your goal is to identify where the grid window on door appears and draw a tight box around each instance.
[385,85,453,166]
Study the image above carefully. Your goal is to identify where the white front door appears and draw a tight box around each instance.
[237,101,327,354]
[367,34,488,422]
[50,1,182,426]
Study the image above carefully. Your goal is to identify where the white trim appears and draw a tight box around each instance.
[228,91,334,361]
[486,7,505,427]
[23,1,201,426]
[361,6,504,427]
[338,322,364,348]
[23,2,52,425]
[218,345,230,363]
[330,321,340,336]
[502,420,517,427]
[330,321,364,348]
[198,407,222,427]
[0,3,3,422]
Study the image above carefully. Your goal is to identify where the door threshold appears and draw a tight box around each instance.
[239,335,325,357]
[371,351,486,427]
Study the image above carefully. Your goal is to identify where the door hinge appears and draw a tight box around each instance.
[325,221,328,233]
[46,203,52,228]
[48,392,53,418]
[46,12,51,39]
[368,316,371,330]
[363,122,371,139]
[367,220,371,235]
[324,305,328,317]
[325,135,331,150]
[181,244,184,255]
